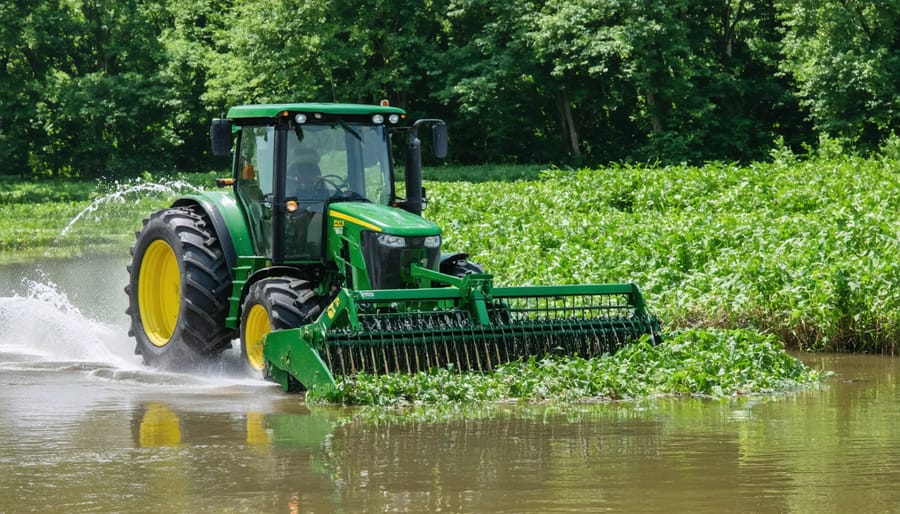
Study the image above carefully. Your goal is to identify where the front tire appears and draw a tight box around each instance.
[240,278,321,379]
[125,206,234,369]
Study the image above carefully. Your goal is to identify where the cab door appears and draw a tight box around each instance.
[235,125,275,258]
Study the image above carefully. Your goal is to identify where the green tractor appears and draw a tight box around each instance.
[125,102,661,393]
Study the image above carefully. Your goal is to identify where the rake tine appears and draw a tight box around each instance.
[315,289,659,382]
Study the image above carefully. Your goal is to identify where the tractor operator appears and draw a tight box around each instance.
[284,144,327,256]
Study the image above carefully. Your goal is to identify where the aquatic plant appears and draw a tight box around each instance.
[312,329,822,406]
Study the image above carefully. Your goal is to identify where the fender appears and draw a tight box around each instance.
[173,192,254,274]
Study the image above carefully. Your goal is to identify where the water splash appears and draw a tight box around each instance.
[0,275,267,389]
[0,278,136,367]
[58,178,201,238]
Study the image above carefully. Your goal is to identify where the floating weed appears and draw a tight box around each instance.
[313,329,823,406]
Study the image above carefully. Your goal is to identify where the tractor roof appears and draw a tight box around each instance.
[226,103,405,120]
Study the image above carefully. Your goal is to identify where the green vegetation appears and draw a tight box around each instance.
[313,330,821,406]
[422,164,545,183]
[2,2,898,177]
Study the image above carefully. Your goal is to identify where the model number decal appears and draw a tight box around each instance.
[326,297,341,319]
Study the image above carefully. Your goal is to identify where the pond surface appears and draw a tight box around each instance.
[1,257,899,513]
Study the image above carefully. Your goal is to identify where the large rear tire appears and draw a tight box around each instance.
[125,206,234,369]
[240,278,321,382]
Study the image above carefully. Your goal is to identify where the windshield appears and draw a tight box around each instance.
[286,123,392,204]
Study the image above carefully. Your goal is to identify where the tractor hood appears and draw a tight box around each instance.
[327,202,440,237]
[326,201,442,290]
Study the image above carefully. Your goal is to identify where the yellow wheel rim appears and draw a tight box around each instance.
[138,240,181,347]
[244,304,270,371]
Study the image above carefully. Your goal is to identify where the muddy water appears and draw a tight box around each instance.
[2,257,899,513]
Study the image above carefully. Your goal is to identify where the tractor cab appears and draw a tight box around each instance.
[209,103,449,290]
[227,109,397,262]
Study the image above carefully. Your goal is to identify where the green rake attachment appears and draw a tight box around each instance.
[263,271,661,393]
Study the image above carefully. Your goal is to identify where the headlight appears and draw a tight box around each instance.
[377,234,406,248]
[372,114,385,124]
[424,235,441,248]
[388,114,400,124]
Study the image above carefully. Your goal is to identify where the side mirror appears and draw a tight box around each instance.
[432,123,448,159]
[210,118,232,157]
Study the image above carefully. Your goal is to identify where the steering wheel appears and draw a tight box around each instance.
[314,174,348,194]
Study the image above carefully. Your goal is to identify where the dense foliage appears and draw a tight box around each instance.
[2,1,898,178]
[313,330,821,405]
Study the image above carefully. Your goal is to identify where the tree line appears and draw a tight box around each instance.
[1,0,897,178]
